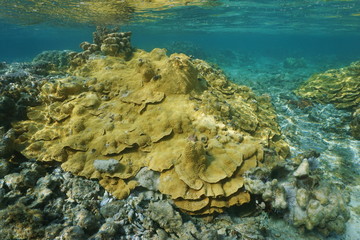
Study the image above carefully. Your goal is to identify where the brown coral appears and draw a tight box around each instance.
[14,47,289,215]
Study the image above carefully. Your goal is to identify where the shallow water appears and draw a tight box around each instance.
[0,0,360,239]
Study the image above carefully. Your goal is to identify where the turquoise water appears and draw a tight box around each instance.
[1,1,360,239]
[1,1,360,62]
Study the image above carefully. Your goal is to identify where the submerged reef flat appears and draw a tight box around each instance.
[13,31,289,216]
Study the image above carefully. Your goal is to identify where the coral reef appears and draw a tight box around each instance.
[244,152,350,236]
[0,154,277,240]
[295,60,359,110]
[0,62,49,129]
[295,60,360,139]
[32,50,74,73]
[14,37,289,215]
[70,27,133,69]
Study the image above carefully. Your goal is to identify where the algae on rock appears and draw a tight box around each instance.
[14,36,289,215]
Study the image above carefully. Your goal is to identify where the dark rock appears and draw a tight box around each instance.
[100,200,125,218]
[59,226,86,240]
[0,203,45,239]
[0,62,7,70]
[44,223,64,239]
[74,208,100,233]
[0,158,10,178]
[146,200,183,233]
[350,108,360,139]
[0,128,15,157]
[4,173,31,191]
[62,175,104,202]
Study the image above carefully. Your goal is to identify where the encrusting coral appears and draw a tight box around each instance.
[13,31,289,215]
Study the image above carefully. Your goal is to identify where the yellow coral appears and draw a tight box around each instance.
[14,48,289,214]
[295,61,360,110]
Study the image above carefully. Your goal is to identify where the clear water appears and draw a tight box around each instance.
[1,1,360,239]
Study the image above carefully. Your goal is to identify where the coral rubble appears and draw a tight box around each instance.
[244,152,350,236]
[13,32,289,215]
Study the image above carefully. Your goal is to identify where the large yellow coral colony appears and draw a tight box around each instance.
[295,61,360,139]
[14,33,289,215]
[295,61,360,109]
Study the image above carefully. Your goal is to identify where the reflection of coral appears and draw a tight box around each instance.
[14,48,289,215]
[295,60,360,110]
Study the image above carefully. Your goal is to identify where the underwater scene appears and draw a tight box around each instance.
[0,1,360,240]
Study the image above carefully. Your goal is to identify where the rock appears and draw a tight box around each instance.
[135,167,159,191]
[44,224,63,239]
[296,188,309,209]
[0,203,44,240]
[293,204,308,227]
[306,200,325,230]
[0,128,15,157]
[74,209,100,233]
[0,158,10,178]
[100,200,125,218]
[62,176,103,202]
[0,188,5,204]
[4,173,31,191]
[0,61,6,69]
[350,108,360,139]
[146,200,182,233]
[293,159,309,178]
[272,185,287,210]
[312,187,329,205]
[97,219,122,237]
[58,226,86,240]
[93,159,120,173]
[154,229,169,240]
[244,178,267,195]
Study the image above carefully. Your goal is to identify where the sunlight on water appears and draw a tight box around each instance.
[0,0,214,25]
[0,0,358,33]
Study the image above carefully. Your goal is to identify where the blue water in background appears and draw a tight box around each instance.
[1,22,360,64]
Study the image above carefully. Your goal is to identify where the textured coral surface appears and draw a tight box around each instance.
[295,60,360,110]
[14,48,289,214]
